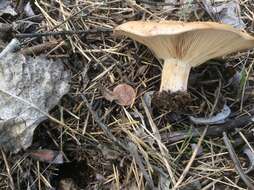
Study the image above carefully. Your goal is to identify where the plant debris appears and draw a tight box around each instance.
[223,132,254,189]
[243,146,254,173]
[0,46,70,152]
[189,104,231,125]
[30,149,64,164]
[0,0,254,189]
[0,0,17,16]
[24,2,35,17]
[152,91,192,112]
[203,0,245,29]
[58,178,78,190]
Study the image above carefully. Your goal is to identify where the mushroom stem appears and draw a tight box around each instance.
[160,59,191,92]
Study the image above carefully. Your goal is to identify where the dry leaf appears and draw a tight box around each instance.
[0,52,70,153]
[30,149,64,164]
[24,2,35,17]
[203,0,245,29]
[0,0,17,16]
[58,178,78,190]
[98,144,121,160]
[140,0,176,10]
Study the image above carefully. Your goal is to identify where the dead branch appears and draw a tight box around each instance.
[223,132,254,190]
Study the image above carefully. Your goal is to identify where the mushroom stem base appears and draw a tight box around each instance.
[152,91,192,113]
[160,59,191,92]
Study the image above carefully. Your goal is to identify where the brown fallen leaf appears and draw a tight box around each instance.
[29,149,64,164]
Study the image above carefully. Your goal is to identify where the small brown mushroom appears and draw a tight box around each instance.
[113,84,136,106]
[114,21,254,93]
[102,83,136,106]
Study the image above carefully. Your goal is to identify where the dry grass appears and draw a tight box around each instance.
[0,0,254,189]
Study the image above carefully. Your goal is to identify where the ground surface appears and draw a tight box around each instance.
[0,0,254,190]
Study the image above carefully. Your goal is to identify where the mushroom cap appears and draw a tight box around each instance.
[114,21,254,67]
[113,83,136,106]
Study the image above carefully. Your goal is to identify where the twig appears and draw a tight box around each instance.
[223,132,254,190]
[0,39,20,58]
[1,149,15,190]
[138,0,199,6]
[19,41,63,55]
[142,98,176,185]
[128,142,155,189]
[240,59,254,111]
[81,94,122,146]
[189,104,231,125]
[161,115,254,144]
[81,94,155,189]
[172,126,208,190]
[15,28,113,38]
[0,88,77,134]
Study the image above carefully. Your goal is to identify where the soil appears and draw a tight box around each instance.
[1,1,254,190]
[152,90,192,113]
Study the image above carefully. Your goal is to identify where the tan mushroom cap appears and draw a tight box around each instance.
[114,21,254,67]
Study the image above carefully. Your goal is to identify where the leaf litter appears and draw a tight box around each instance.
[0,39,70,153]
[29,149,64,164]
[0,0,254,189]
[0,0,17,16]
[202,0,245,29]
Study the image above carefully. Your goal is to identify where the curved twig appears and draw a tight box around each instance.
[189,104,231,125]
[161,115,253,144]
[172,127,208,190]
[223,132,254,190]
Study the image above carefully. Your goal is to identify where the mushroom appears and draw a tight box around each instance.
[102,83,136,106]
[114,21,254,93]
